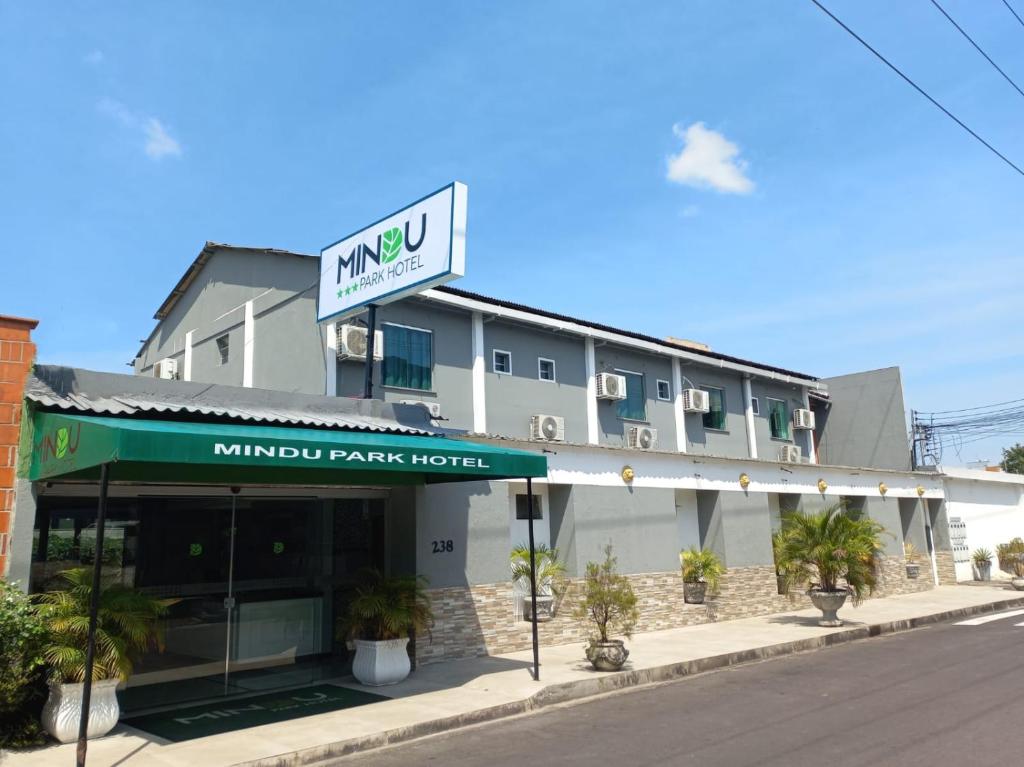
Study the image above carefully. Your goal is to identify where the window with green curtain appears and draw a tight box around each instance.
[382,324,432,390]
[701,386,726,430]
[616,370,646,421]
[768,398,790,440]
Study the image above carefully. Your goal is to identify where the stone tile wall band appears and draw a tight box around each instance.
[418,555,939,665]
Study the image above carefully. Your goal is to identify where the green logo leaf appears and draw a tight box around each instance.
[272,541,285,555]
[189,543,203,557]
[55,428,69,459]
[381,227,403,264]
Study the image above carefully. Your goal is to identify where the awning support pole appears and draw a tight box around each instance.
[76,461,109,767]
[526,477,540,681]
[363,303,377,399]
[224,488,239,693]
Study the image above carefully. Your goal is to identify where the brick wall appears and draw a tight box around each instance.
[934,550,957,585]
[418,554,937,665]
[0,315,37,576]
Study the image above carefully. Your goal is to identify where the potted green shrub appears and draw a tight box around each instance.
[972,548,993,581]
[342,569,432,686]
[774,504,886,627]
[32,568,168,743]
[903,542,922,579]
[574,544,638,671]
[510,543,567,621]
[996,539,1024,589]
[0,579,48,749]
[679,547,723,604]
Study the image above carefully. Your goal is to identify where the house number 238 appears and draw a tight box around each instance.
[432,539,454,553]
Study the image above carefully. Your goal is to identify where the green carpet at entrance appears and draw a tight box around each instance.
[121,684,391,742]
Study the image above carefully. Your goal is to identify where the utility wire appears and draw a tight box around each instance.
[1002,0,1024,30]
[807,0,1024,178]
[929,0,1024,100]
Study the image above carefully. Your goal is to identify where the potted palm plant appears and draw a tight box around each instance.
[32,568,168,743]
[972,548,993,581]
[342,569,432,686]
[510,543,567,621]
[903,542,922,579]
[774,504,886,627]
[574,544,638,671]
[679,547,724,604]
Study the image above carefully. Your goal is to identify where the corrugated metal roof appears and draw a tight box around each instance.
[26,365,444,436]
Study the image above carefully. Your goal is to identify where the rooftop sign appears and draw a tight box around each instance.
[317,182,467,323]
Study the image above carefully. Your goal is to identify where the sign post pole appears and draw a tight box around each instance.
[363,304,377,399]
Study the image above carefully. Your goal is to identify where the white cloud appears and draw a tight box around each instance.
[143,118,182,159]
[666,122,754,194]
[84,50,104,65]
[97,99,182,160]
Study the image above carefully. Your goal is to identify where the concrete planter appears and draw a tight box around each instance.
[585,639,629,671]
[351,638,411,686]
[905,563,921,579]
[1010,578,1024,591]
[975,561,992,581]
[41,679,120,743]
[523,594,555,622]
[683,581,708,604]
[809,589,848,627]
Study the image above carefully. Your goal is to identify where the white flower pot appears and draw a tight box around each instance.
[351,638,411,686]
[41,679,120,743]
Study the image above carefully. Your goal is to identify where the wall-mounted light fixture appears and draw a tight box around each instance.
[878,482,888,496]
[817,479,828,493]
[916,485,926,497]
[621,465,635,483]
[739,473,751,489]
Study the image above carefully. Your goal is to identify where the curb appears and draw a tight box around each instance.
[237,593,1024,767]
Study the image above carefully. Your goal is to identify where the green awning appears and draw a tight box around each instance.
[27,412,547,485]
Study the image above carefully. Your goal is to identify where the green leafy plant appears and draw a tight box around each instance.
[972,547,993,565]
[380,227,404,264]
[574,544,638,644]
[341,569,433,642]
[773,503,887,604]
[996,538,1024,574]
[1001,443,1024,475]
[32,568,169,683]
[679,547,724,592]
[510,543,567,597]
[0,580,48,748]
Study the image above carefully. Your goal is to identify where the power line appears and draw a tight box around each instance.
[925,396,1024,415]
[929,0,1024,100]
[1002,0,1024,30]
[807,0,1024,179]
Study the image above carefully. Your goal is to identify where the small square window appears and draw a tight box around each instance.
[493,350,512,374]
[515,494,543,520]
[216,334,230,365]
[656,380,671,401]
[750,397,760,415]
[538,358,556,382]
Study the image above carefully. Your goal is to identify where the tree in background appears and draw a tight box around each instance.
[1001,443,1024,475]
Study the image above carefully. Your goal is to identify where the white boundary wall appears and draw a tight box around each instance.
[939,467,1024,582]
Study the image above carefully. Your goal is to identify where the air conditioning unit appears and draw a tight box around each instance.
[530,414,565,442]
[793,408,816,430]
[595,372,627,400]
[336,323,383,361]
[628,425,657,450]
[400,399,442,419]
[154,358,178,380]
[779,444,802,463]
[681,388,710,413]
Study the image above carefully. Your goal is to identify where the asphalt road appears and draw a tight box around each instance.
[348,610,1024,767]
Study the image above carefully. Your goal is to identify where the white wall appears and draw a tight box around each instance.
[940,467,1024,582]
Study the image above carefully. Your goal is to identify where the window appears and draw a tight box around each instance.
[656,379,671,401]
[768,398,790,440]
[216,334,230,365]
[515,494,543,520]
[750,397,760,416]
[538,357,556,382]
[493,349,512,375]
[701,386,726,430]
[616,370,647,421]
[382,323,432,390]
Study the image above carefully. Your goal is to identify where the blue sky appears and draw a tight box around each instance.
[1,1,1022,464]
